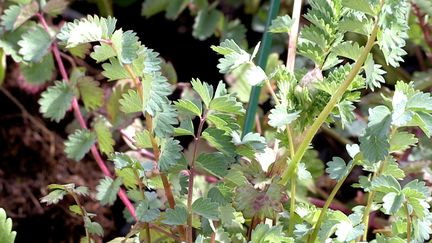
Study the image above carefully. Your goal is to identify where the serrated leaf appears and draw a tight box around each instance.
[232,131,266,159]
[268,105,300,129]
[96,176,122,206]
[269,15,293,33]
[64,129,96,161]
[152,102,178,138]
[342,0,377,16]
[107,85,129,123]
[371,175,401,193]
[57,15,117,48]
[193,7,222,40]
[40,189,67,205]
[94,118,114,155]
[136,200,160,222]
[0,208,16,243]
[390,131,418,153]
[174,99,202,117]
[1,2,38,31]
[134,130,152,149]
[211,39,250,74]
[364,54,386,91]
[251,224,291,243]
[162,206,187,225]
[202,127,236,156]
[119,89,143,113]
[69,43,91,58]
[209,95,245,115]
[20,52,55,85]
[18,25,52,62]
[42,0,69,16]
[77,76,104,111]
[359,106,392,162]
[196,152,231,177]
[90,43,116,62]
[39,80,74,122]
[382,159,405,179]
[174,118,195,136]
[382,192,404,215]
[158,138,182,172]
[326,157,350,181]
[191,78,213,107]
[84,217,104,237]
[192,197,219,220]
[331,41,364,61]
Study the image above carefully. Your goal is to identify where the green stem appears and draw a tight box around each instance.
[70,192,91,243]
[405,203,412,243]
[280,16,381,185]
[361,191,376,241]
[307,165,354,243]
[242,0,280,136]
[133,170,151,243]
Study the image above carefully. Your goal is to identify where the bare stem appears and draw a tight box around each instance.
[186,112,207,243]
[307,165,354,243]
[36,13,137,220]
[405,203,412,243]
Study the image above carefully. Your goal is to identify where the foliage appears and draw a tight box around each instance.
[1,0,432,242]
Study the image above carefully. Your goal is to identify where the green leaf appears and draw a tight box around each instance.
[119,89,142,113]
[84,217,104,237]
[77,76,104,111]
[57,15,117,47]
[389,131,418,153]
[192,197,219,220]
[196,152,231,178]
[251,224,291,243]
[232,132,266,159]
[174,118,195,136]
[202,127,236,156]
[162,206,187,225]
[165,0,188,20]
[38,80,74,122]
[382,192,404,215]
[192,7,222,41]
[0,208,16,243]
[209,95,245,115]
[20,52,55,85]
[116,30,140,64]
[134,130,152,149]
[110,152,137,169]
[64,129,96,161]
[326,157,351,181]
[141,0,169,18]
[191,78,213,108]
[158,138,182,172]
[1,2,38,31]
[342,0,377,16]
[364,54,386,91]
[42,0,69,16]
[268,105,300,129]
[370,175,401,193]
[94,118,115,155]
[408,112,432,137]
[142,72,173,116]
[382,159,405,179]
[211,39,250,74]
[68,204,82,216]
[269,15,293,33]
[331,41,364,61]
[174,99,202,117]
[107,85,130,123]
[18,25,52,62]
[40,189,67,205]
[90,43,116,63]
[152,102,178,138]
[96,176,122,206]
[136,200,160,222]
[359,106,392,162]
[391,90,413,127]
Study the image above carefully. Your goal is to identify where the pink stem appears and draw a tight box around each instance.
[37,13,137,220]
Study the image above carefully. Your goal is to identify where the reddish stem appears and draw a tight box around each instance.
[37,13,137,220]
